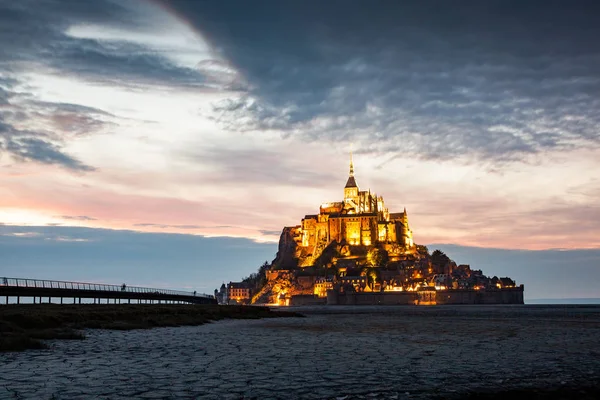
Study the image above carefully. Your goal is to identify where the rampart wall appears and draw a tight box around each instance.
[435,286,524,305]
[289,295,327,306]
[326,291,417,305]
[323,286,524,305]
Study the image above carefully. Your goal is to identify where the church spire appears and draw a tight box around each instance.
[344,148,358,189]
[349,148,354,177]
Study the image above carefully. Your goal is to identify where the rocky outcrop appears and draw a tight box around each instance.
[271,227,299,270]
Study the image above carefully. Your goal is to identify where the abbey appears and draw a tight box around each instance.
[287,154,415,267]
[221,154,524,306]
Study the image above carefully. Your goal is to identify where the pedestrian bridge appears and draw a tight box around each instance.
[0,277,216,305]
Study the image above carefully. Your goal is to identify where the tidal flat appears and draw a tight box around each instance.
[0,304,302,352]
[0,305,599,399]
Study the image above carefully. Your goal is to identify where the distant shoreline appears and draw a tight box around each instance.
[526,298,600,304]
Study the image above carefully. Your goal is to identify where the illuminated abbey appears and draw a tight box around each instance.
[218,153,524,306]
[286,154,415,268]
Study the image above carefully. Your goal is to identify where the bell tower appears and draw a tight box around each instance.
[344,150,359,202]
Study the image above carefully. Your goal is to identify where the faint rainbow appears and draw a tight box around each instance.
[145,0,249,89]
[146,0,219,56]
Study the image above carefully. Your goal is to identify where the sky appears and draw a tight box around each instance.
[0,0,599,300]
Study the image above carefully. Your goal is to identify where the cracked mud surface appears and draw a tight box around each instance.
[1,305,599,399]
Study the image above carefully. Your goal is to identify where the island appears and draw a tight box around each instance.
[217,154,524,306]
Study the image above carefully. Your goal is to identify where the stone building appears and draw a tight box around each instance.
[282,154,415,268]
[227,282,252,304]
[214,283,227,304]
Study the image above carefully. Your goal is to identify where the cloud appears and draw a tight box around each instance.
[169,1,600,164]
[0,117,95,171]
[1,231,43,238]
[28,101,115,137]
[0,0,236,91]
[133,223,257,232]
[259,229,282,236]
[0,74,116,170]
[58,215,97,221]
[0,0,243,171]
[183,145,338,188]
[409,189,600,250]
[43,39,211,90]
[46,236,91,243]
[133,223,205,230]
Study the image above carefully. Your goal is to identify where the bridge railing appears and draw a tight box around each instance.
[0,277,213,299]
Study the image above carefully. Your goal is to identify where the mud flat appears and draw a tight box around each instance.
[0,305,599,399]
[0,304,302,352]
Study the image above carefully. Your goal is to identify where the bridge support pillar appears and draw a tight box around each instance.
[79,298,81,304]
[16,296,20,304]
[49,297,51,304]
[60,297,63,304]
[5,295,8,304]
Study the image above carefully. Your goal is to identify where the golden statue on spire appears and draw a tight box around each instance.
[349,146,354,177]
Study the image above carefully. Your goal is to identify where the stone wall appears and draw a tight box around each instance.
[436,286,524,305]
[326,286,524,305]
[327,291,417,305]
[289,295,327,306]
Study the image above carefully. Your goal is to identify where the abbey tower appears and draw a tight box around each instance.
[282,154,415,268]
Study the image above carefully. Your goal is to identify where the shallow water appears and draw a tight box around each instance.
[1,305,599,399]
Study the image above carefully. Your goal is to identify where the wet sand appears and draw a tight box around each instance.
[0,304,301,351]
[1,305,599,399]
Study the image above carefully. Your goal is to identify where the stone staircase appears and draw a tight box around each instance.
[251,281,275,305]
